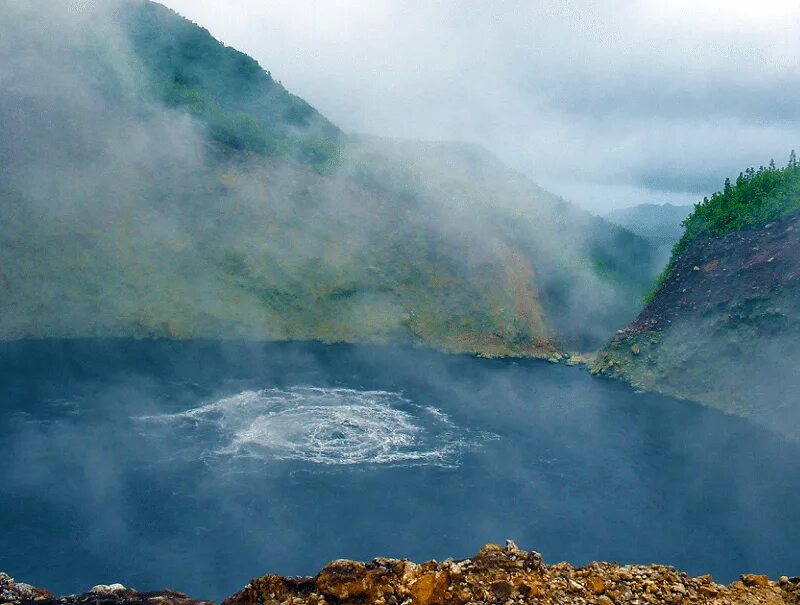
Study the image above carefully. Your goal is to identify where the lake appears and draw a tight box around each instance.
[1,339,798,600]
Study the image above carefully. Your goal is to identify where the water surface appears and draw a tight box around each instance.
[1,339,798,600]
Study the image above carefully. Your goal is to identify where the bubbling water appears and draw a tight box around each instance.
[137,387,490,467]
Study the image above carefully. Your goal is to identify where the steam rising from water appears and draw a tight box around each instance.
[138,387,491,467]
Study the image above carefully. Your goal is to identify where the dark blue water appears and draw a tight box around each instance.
[1,340,798,600]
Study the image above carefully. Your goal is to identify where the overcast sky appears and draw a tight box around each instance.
[160,0,800,213]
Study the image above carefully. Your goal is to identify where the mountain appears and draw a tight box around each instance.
[593,160,800,436]
[605,203,693,263]
[0,0,658,357]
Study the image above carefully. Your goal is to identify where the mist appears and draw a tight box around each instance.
[158,0,800,212]
[0,0,661,353]
[1,1,799,602]
[2,339,799,601]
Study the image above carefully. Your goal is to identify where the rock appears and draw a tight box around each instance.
[489,580,514,600]
[585,576,607,595]
[518,581,542,597]
[671,583,687,594]
[0,574,53,603]
[477,543,504,557]
[91,584,128,594]
[3,546,798,605]
[10,584,35,600]
[316,561,370,599]
[741,574,770,588]
[0,574,204,605]
[408,571,448,605]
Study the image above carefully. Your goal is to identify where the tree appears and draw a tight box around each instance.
[789,150,797,168]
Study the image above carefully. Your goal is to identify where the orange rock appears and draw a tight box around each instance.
[409,571,449,605]
[741,574,770,588]
[316,560,371,599]
[218,547,795,605]
[586,576,607,595]
[518,581,542,598]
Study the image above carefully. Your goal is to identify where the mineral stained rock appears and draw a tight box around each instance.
[223,543,800,605]
[4,543,800,605]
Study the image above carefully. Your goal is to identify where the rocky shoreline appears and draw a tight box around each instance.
[4,544,798,605]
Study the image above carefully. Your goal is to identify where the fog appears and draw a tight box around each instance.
[0,0,659,352]
[2,340,799,600]
[1,1,799,600]
[159,0,800,212]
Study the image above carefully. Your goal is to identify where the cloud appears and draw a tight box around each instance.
[155,0,800,212]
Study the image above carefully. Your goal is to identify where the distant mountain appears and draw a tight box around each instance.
[0,0,658,356]
[594,161,800,436]
[605,204,693,263]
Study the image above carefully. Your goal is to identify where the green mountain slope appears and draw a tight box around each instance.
[594,159,800,436]
[0,0,657,357]
[123,1,340,164]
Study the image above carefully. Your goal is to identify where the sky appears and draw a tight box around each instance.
[159,0,800,213]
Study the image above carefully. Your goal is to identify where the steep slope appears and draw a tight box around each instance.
[122,0,341,164]
[0,0,656,357]
[341,137,659,350]
[594,162,800,436]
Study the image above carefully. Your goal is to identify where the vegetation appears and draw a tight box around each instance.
[0,0,661,357]
[123,0,341,166]
[645,152,800,303]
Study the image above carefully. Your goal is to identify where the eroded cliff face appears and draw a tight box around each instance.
[592,211,800,437]
[6,544,798,605]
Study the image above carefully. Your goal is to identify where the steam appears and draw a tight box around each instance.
[160,0,800,212]
[2,341,800,601]
[0,0,658,351]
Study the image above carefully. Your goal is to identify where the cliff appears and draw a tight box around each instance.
[592,211,800,436]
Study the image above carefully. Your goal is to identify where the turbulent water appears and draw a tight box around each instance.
[136,387,492,467]
[1,340,799,601]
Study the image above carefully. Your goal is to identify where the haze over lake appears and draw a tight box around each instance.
[2,340,798,601]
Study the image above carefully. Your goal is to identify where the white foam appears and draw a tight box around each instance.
[136,387,490,467]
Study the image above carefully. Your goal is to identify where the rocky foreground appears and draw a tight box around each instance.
[4,543,799,605]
